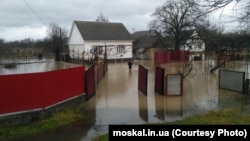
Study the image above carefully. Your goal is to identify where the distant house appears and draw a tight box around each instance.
[132,30,165,60]
[181,31,206,61]
[67,21,133,61]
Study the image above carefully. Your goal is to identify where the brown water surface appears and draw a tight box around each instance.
[3,59,250,141]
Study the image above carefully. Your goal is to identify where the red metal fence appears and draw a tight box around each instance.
[0,66,85,115]
[85,62,108,101]
[154,50,190,66]
[154,51,171,65]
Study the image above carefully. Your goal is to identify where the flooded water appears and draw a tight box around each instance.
[2,59,250,141]
[0,57,83,75]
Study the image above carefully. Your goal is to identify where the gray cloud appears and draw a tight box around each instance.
[0,0,166,41]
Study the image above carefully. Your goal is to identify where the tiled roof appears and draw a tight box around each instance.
[74,21,132,40]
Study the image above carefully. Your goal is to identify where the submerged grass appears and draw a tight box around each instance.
[92,134,109,141]
[93,108,250,141]
[164,109,250,125]
[0,102,85,140]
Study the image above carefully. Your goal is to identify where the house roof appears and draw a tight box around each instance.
[133,37,159,49]
[132,30,155,40]
[74,21,132,41]
[132,30,165,49]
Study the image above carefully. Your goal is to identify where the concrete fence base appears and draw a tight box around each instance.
[0,94,85,126]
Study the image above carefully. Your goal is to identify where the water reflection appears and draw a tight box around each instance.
[138,92,148,122]
[154,95,183,121]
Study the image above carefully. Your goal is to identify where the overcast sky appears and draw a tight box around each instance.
[0,0,239,42]
[0,0,168,41]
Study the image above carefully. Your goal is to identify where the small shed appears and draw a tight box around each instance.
[133,30,165,60]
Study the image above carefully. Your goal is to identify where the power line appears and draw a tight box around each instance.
[22,0,48,27]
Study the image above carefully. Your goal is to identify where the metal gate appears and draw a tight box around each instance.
[138,65,148,96]
[155,66,165,95]
[85,65,96,101]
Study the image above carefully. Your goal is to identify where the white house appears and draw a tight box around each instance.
[181,31,206,61]
[67,21,133,61]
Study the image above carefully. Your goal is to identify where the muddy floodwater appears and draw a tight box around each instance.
[2,59,250,141]
[0,58,82,75]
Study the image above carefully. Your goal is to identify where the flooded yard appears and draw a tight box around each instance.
[2,59,250,141]
[0,57,82,75]
[81,60,250,141]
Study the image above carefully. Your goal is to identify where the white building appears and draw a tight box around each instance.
[182,31,206,61]
[67,21,133,61]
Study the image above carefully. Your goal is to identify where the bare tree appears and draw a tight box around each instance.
[150,0,204,50]
[195,19,224,39]
[47,23,68,39]
[194,19,225,51]
[47,23,68,61]
[203,0,250,26]
[96,12,109,22]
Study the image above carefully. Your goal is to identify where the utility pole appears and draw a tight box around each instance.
[55,27,62,61]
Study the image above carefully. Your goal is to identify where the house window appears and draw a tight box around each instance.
[90,46,103,55]
[117,45,125,54]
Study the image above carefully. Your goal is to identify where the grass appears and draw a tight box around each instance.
[92,108,250,141]
[0,102,85,141]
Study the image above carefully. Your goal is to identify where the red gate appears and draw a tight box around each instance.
[138,65,148,96]
[155,66,165,95]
